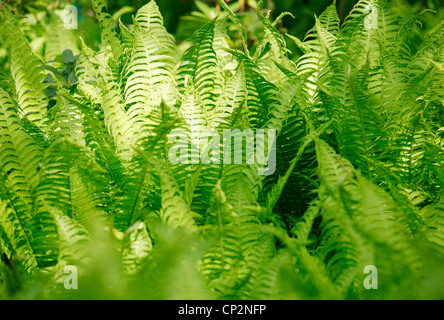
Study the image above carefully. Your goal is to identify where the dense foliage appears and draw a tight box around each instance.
[0,0,443,300]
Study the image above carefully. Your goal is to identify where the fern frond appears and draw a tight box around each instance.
[46,205,91,277]
[34,139,109,229]
[60,92,126,187]
[1,12,49,131]
[124,0,177,114]
[159,167,199,234]
[79,39,137,161]
[121,221,153,274]
[0,88,44,200]
[49,88,86,145]
[228,51,279,128]
[75,55,103,105]
[254,1,290,65]
[90,0,123,59]
[0,196,38,272]
[421,193,444,254]
[216,0,250,57]
[209,67,246,128]
[177,19,222,113]
[314,138,425,296]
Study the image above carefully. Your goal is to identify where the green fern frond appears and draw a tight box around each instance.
[34,139,109,228]
[79,39,137,161]
[121,221,153,274]
[49,89,86,145]
[227,51,279,128]
[46,204,91,275]
[254,1,290,65]
[1,12,49,131]
[0,88,44,199]
[177,19,221,113]
[90,0,123,60]
[124,0,178,121]
[0,196,38,272]
[60,92,126,187]
[216,0,250,57]
[159,167,199,234]
[209,67,246,128]
[421,193,444,254]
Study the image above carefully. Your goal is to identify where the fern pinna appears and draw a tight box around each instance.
[0,0,443,300]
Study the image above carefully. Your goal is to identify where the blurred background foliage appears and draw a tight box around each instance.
[1,0,443,59]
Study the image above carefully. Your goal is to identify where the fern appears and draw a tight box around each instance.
[0,0,443,301]
[177,19,221,113]
[1,11,49,132]
[124,0,177,122]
